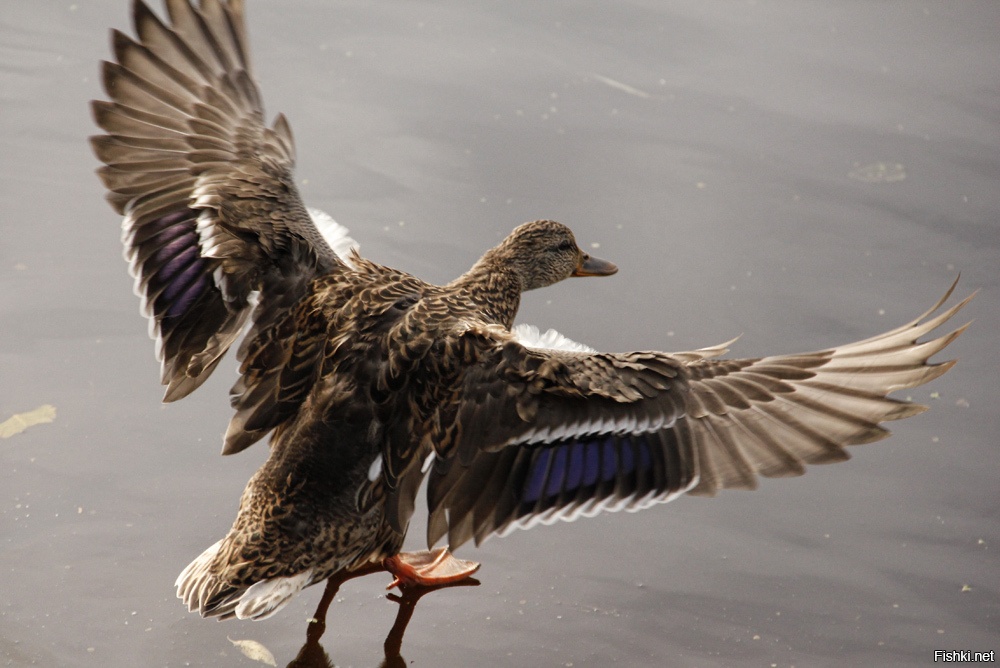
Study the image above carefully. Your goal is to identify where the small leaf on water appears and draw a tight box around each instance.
[227,637,277,666]
[0,405,57,438]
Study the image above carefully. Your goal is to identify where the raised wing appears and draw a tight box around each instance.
[426,281,973,549]
[91,0,344,402]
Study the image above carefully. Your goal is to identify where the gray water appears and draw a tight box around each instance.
[2,1,998,666]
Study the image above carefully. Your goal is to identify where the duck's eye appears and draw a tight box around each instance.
[554,240,574,252]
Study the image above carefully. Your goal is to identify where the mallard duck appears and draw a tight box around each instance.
[91,0,972,621]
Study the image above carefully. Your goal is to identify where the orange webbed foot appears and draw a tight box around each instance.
[383,546,480,590]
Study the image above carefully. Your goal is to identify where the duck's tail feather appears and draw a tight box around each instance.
[175,539,315,621]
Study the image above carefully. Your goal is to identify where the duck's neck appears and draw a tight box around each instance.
[448,250,522,328]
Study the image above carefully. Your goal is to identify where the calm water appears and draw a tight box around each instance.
[2,1,998,665]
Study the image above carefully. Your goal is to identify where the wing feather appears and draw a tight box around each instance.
[92,0,347,408]
[425,282,971,548]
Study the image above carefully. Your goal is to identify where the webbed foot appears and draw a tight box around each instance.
[383,547,480,590]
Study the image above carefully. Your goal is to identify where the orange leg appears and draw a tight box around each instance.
[382,546,480,590]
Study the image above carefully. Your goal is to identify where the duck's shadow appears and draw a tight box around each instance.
[284,568,481,668]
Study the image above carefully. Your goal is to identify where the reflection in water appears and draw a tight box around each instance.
[286,571,480,668]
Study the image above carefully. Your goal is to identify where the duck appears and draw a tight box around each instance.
[91,0,972,621]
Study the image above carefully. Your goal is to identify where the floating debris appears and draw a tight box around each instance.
[0,405,56,439]
[591,73,650,99]
[848,162,906,183]
[227,637,277,666]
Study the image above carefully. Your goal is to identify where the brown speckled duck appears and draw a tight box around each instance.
[92,0,972,621]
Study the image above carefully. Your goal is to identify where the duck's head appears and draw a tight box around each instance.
[492,220,618,291]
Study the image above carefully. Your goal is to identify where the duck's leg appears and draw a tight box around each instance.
[382,547,480,590]
[307,562,389,641]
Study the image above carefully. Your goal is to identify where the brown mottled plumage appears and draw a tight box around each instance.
[92,0,972,621]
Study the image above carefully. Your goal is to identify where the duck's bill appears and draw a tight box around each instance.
[572,254,618,277]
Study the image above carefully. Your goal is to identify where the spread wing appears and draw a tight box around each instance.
[426,282,972,549]
[91,0,352,403]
